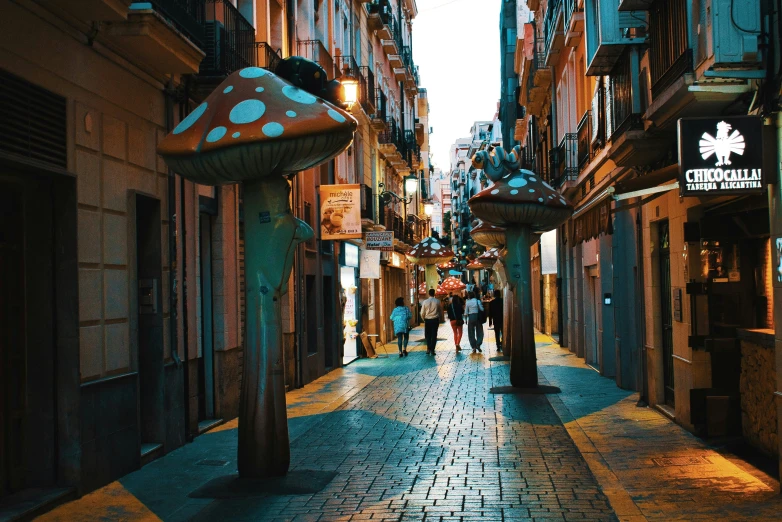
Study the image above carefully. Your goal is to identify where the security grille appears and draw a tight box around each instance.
[0,69,67,169]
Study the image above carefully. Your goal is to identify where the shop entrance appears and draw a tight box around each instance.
[658,221,675,406]
[198,213,217,426]
[0,176,57,495]
[585,267,601,370]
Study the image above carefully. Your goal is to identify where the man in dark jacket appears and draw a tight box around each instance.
[489,289,504,351]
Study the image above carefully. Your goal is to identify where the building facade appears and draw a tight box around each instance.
[516,0,782,475]
[0,0,429,507]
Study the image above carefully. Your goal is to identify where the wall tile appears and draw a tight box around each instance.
[104,323,130,372]
[128,125,155,171]
[76,149,101,207]
[103,159,128,212]
[75,102,100,151]
[79,268,102,322]
[78,209,101,264]
[103,114,126,160]
[103,214,127,265]
[80,325,103,380]
[104,269,128,320]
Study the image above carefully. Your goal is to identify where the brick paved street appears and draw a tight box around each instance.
[39,323,782,522]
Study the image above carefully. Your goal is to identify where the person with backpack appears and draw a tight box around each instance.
[389,297,412,357]
[446,294,465,352]
[464,291,485,353]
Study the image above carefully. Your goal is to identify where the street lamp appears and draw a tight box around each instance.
[404,172,418,196]
[339,74,359,109]
[424,201,434,216]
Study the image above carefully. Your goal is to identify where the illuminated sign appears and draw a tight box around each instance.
[678,116,765,197]
[343,243,359,268]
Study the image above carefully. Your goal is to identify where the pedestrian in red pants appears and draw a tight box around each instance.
[446,294,465,351]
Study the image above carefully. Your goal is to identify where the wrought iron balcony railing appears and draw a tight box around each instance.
[576,110,592,172]
[649,0,690,99]
[334,54,359,79]
[255,42,281,71]
[297,39,334,80]
[552,133,578,188]
[609,52,644,139]
[148,0,206,48]
[543,0,562,56]
[198,0,255,77]
[360,183,375,222]
[358,66,376,115]
[374,90,387,122]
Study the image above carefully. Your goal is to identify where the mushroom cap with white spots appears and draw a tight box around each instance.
[468,169,572,232]
[440,276,466,291]
[406,236,455,265]
[157,67,357,184]
[470,220,506,248]
[477,247,500,267]
[465,261,484,270]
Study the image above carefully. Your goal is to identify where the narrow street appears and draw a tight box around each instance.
[39,324,781,522]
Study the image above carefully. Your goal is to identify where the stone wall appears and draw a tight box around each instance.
[740,338,778,457]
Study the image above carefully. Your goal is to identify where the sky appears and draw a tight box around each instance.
[412,0,502,171]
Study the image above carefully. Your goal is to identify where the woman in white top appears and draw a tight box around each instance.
[464,291,485,353]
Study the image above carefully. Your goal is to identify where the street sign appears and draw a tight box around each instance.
[678,116,765,197]
[364,231,394,251]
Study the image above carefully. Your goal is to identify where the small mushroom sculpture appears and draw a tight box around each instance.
[465,260,484,271]
[435,285,448,297]
[157,65,357,478]
[469,145,572,388]
[477,247,500,268]
[406,237,455,296]
[440,276,466,295]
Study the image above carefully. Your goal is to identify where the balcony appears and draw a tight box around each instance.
[378,120,409,172]
[415,119,425,144]
[644,0,761,130]
[297,39,334,80]
[605,51,668,166]
[404,130,420,169]
[563,0,584,48]
[543,0,564,66]
[576,110,592,172]
[584,0,647,75]
[526,38,549,117]
[358,66,376,116]
[360,183,376,227]
[106,1,206,73]
[378,209,415,248]
[199,0,255,77]
[371,91,388,131]
[552,133,578,189]
[255,42,281,71]
[49,0,132,22]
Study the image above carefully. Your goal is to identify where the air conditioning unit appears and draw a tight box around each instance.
[584,0,646,75]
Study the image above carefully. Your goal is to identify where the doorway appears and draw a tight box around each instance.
[1,182,26,495]
[198,213,217,428]
[323,275,335,370]
[135,195,164,453]
[658,221,675,406]
[0,177,57,495]
[585,267,600,369]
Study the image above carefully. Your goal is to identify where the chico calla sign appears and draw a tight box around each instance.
[678,116,765,196]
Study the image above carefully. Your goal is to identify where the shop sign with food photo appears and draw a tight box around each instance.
[319,184,362,240]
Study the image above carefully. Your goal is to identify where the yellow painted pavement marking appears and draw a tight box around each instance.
[37,482,161,522]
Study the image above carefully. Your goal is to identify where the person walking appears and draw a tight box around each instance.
[489,289,504,351]
[446,294,465,351]
[389,297,412,357]
[420,288,442,355]
[465,291,485,353]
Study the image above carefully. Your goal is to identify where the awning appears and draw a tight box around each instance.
[568,197,613,247]
[614,164,679,194]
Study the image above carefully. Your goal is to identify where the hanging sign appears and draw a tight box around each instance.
[678,116,765,196]
[364,231,394,251]
[319,184,362,240]
[359,249,381,279]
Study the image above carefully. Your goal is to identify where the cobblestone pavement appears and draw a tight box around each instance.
[39,324,782,522]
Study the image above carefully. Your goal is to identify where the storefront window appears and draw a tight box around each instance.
[699,240,740,282]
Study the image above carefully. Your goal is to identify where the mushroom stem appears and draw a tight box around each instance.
[504,225,538,388]
[239,176,314,478]
[424,264,439,295]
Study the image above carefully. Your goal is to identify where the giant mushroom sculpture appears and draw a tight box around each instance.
[470,221,506,249]
[440,276,466,295]
[157,65,357,477]
[406,237,454,295]
[469,146,572,388]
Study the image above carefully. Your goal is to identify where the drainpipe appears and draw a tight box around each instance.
[637,209,648,405]
[179,80,192,442]
[164,77,181,373]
